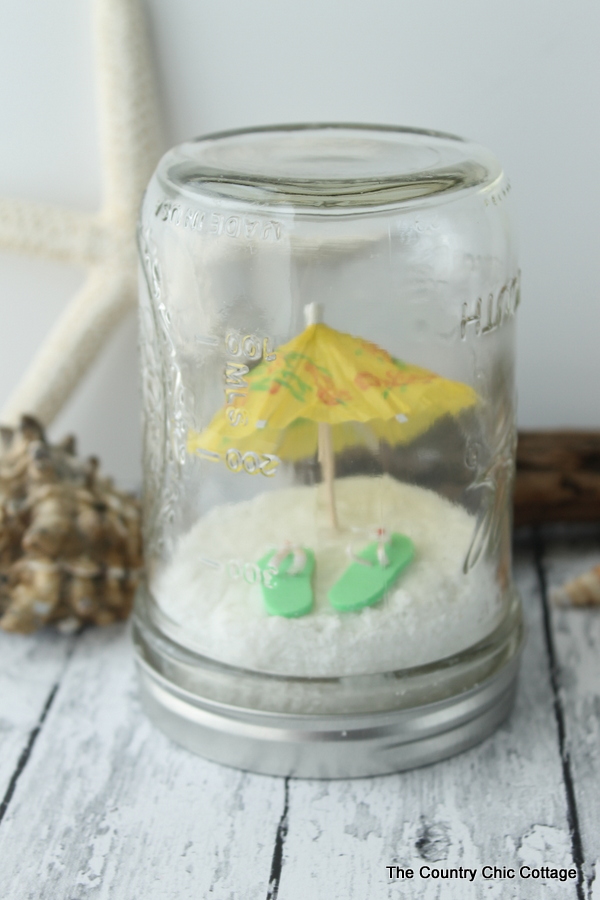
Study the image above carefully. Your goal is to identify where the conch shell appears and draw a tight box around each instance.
[551,565,600,608]
[0,415,142,633]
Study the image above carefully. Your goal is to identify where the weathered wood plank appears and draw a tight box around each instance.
[541,530,600,898]
[0,623,284,900]
[0,630,73,805]
[0,542,593,900]
[273,549,580,900]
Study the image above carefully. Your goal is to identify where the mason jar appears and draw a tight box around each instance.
[134,123,522,777]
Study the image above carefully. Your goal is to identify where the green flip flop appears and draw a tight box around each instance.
[328,531,415,612]
[257,545,315,618]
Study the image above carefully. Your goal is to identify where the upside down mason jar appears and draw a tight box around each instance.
[134,124,523,777]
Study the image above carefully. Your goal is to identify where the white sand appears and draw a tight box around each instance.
[155,476,501,677]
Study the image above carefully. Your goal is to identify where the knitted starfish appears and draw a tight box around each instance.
[0,0,162,427]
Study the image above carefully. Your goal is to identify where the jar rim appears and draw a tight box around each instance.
[159,122,503,211]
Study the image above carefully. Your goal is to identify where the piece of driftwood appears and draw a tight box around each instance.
[515,430,600,526]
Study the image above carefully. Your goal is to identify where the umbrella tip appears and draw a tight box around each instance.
[304,303,324,326]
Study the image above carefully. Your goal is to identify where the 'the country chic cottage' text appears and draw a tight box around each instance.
[386,864,578,883]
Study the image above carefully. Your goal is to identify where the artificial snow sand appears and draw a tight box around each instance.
[155,476,501,677]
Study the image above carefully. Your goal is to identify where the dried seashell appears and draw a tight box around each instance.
[1,558,63,633]
[0,415,142,633]
[551,565,600,608]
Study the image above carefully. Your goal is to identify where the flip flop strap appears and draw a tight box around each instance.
[375,528,390,567]
[347,528,391,568]
[347,547,373,567]
[271,543,307,576]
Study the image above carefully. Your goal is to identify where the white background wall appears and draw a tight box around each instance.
[0,0,598,488]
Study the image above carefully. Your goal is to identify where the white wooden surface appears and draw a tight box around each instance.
[0,528,598,900]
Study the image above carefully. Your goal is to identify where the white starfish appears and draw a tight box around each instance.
[0,0,162,426]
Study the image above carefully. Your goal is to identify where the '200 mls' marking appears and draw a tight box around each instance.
[194,446,280,477]
[225,448,279,476]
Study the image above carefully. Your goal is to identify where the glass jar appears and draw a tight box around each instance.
[135,124,522,777]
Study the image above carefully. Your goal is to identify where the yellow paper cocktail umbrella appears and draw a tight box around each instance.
[188,304,478,528]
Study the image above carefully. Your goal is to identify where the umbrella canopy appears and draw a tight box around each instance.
[187,321,478,462]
